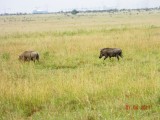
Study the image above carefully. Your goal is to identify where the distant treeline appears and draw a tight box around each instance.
[1,7,160,16]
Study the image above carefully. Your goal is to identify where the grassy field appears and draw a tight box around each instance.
[0,11,160,120]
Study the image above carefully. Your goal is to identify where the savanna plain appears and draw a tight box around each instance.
[0,11,160,120]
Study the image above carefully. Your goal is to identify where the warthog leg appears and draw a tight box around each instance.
[117,55,119,60]
[104,56,108,60]
[32,57,37,62]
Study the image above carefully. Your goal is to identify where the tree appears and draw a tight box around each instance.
[71,9,79,15]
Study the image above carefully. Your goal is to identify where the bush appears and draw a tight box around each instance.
[2,52,10,61]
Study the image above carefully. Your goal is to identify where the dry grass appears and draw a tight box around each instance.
[0,11,160,120]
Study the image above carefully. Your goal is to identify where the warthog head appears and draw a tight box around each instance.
[99,51,104,59]
[99,48,107,59]
[18,55,24,61]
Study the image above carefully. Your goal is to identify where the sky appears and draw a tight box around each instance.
[0,0,160,14]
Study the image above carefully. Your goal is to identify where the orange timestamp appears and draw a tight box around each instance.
[125,104,151,110]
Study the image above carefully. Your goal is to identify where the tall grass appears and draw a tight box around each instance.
[0,11,160,119]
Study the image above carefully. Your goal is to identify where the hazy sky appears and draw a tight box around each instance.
[0,0,160,13]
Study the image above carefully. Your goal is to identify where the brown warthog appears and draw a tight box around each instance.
[99,48,123,60]
[19,51,39,62]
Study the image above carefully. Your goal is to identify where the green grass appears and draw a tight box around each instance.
[0,11,160,120]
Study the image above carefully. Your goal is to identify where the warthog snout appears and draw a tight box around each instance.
[99,53,103,59]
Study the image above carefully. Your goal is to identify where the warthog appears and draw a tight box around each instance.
[19,51,39,62]
[99,48,123,60]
